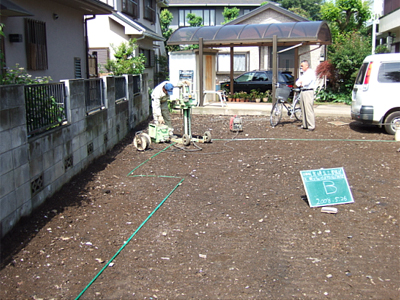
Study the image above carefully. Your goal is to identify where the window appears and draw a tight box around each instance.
[139,48,155,68]
[378,62,400,83]
[25,19,48,70]
[144,0,156,23]
[122,0,138,19]
[253,72,269,81]
[355,62,368,85]
[217,53,248,73]
[74,57,82,79]
[178,9,215,27]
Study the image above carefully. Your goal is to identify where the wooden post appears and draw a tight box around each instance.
[199,37,204,106]
[230,46,234,95]
[294,47,299,84]
[272,35,277,104]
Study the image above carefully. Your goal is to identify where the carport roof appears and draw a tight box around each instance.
[167,21,331,47]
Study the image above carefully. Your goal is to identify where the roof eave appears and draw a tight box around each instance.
[53,0,115,15]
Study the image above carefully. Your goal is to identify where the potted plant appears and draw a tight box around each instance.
[238,91,246,102]
[262,90,271,102]
[250,89,260,102]
[232,92,238,102]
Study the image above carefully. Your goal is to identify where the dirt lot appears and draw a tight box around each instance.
[1,113,399,300]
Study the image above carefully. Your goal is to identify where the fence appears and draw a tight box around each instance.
[84,78,104,113]
[24,82,67,136]
[0,75,150,238]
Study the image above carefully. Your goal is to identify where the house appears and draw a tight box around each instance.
[86,0,168,87]
[167,0,267,30]
[378,0,400,52]
[0,0,114,82]
[165,1,324,88]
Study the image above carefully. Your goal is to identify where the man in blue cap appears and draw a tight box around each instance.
[151,81,174,134]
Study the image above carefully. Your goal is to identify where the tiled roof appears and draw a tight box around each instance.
[226,2,308,24]
[168,0,268,6]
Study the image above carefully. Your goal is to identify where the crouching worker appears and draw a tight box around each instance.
[151,81,174,135]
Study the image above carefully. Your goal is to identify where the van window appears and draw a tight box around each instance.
[355,62,368,84]
[378,62,400,83]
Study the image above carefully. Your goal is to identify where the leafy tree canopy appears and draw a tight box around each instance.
[160,9,173,40]
[274,0,322,20]
[222,7,240,24]
[288,7,310,20]
[104,39,146,75]
[160,9,179,53]
[328,32,372,93]
[320,0,371,41]
[187,13,203,27]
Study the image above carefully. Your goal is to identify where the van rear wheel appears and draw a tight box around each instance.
[384,111,400,135]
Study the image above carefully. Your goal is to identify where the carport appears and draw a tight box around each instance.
[167,21,331,106]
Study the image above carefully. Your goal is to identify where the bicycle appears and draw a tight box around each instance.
[270,87,302,127]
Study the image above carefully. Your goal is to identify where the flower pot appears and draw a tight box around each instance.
[255,98,261,103]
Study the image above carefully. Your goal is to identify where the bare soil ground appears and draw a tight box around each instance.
[1,114,399,300]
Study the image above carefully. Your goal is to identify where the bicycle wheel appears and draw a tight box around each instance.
[293,99,302,121]
[270,102,283,127]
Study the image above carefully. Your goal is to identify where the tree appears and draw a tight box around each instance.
[222,7,239,24]
[160,9,173,40]
[187,13,203,27]
[181,14,203,50]
[160,9,179,53]
[104,39,146,75]
[330,32,371,88]
[288,7,310,20]
[275,0,322,20]
[320,0,371,42]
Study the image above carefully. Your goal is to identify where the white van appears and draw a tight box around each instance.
[351,53,400,134]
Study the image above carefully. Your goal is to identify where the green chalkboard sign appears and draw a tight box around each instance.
[300,167,354,208]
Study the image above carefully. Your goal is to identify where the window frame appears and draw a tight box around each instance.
[378,62,400,83]
[216,52,249,75]
[139,48,155,68]
[143,0,156,23]
[121,0,139,19]
[24,18,48,71]
[178,8,216,27]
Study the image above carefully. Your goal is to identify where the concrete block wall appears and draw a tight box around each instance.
[0,75,149,238]
[0,85,30,237]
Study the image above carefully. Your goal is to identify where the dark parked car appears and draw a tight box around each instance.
[221,70,294,98]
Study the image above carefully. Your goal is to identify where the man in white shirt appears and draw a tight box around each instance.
[295,60,316,131]
[151,81,174,133]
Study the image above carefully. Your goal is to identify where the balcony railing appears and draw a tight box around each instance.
[85,78,104,113]
[25,82,67,136]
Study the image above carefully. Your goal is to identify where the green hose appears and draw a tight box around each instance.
[76,144,182,299]
[214,137,396,142]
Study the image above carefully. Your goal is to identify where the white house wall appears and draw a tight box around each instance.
[4,0,87,82]
[169,52,197,99]
[86,0,165,88]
